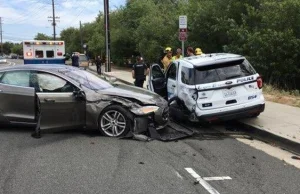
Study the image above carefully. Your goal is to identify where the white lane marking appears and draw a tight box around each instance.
[203,176,232,181]
[185,168,220,194]
[175,170,183,180]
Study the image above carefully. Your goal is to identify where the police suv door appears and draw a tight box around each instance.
[148,64,167,98]
[165,62,178,100]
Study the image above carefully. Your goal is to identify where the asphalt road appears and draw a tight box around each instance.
[1,60,300,194]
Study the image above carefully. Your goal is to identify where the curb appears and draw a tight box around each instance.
[236,121,300,155]
[88,66,134,86]
[88,66,300,155]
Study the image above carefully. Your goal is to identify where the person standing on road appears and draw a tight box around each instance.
[132,56,149,88]
[172,48,183,60]
[71,52,79,67]
[95,55,102,74]
[186,46,194,57]
[161,47,173,71]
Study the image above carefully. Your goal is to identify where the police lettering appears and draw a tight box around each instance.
[237,76,254,83]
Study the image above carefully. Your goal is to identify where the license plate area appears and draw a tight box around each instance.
[222,89,237,98]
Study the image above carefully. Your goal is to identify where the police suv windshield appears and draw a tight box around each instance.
[181,59,257,85]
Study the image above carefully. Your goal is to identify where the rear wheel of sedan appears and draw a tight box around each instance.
[98,105,130,137]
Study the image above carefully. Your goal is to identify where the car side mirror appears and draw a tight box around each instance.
[73,90,86,100]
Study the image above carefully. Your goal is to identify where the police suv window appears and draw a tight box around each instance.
[46,50,54,58]
[35,50,43,58]
[152,65,164,79]
[194,59,256,85]
[168,63,177,80]
[181,66,194,85]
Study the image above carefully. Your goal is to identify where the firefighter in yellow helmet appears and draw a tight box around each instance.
[195,48,203,55]
[161,47,173,71]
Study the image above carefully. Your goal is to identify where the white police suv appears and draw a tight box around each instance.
[148,53,265,122]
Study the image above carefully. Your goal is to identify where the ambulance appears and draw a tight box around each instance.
[23,40,65,65]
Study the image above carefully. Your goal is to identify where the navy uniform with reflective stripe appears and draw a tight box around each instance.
[133,63,148,88]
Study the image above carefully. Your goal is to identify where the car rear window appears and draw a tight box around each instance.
[79,55,87,62]
[181,59,256,85]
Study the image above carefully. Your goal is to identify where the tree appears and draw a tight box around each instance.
[34,33,52,40]
[11,43,23,55]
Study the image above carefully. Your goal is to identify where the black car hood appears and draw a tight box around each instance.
[99,84,164,105]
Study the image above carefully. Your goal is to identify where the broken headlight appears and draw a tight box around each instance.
[131,106,160,115]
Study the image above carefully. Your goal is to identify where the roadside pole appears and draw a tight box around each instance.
[179,15,187,56]
[104,0,111,72]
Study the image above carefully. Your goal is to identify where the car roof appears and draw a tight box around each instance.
[181,53,245,67]
[0,64,77,72]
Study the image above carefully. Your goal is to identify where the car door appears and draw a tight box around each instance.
[33,71,86,130]
[165,62,178,100]
[148,64,167,98]
[0,70,36,124]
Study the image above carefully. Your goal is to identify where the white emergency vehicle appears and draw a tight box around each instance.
[148,53,265,122]
[23,40,65,65]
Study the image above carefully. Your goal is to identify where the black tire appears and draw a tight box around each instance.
[98,105,130,137]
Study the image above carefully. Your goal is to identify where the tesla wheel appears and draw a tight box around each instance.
[98,105,130,137]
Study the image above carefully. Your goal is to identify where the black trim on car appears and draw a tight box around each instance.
[199,104,265,122]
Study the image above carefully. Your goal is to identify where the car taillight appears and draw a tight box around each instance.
[57,52,62,56]
[26,52,32,56]
[257,77,263,89]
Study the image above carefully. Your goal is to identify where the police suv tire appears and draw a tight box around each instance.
[98,105,130,137]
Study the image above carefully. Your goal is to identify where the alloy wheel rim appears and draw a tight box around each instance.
[100,110,126,137]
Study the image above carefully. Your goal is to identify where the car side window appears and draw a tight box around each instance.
[0,71,30,87]
[167,63,177,80]
[37,72,76,92]
[152,65,164,79]
[0,72,4,79]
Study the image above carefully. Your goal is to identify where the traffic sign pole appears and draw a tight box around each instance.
[179,15,187,57]
[182,41,184,58]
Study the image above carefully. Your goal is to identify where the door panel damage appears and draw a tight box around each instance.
[32,91,194,141]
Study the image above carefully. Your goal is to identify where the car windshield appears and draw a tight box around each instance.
[63,69,113,90]
[181,59,257,85]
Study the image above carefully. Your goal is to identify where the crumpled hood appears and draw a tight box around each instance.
[99,84,165,105]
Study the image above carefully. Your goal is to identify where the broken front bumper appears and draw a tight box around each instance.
[132,106,169,134]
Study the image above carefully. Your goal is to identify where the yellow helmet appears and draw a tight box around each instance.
[165,47,172,53]
[195,48,203,55]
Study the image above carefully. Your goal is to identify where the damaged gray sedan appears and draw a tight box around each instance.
[0,65,169,137]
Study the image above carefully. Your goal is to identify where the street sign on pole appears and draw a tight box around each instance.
[179,29,187,41]
[179,15,187,29]
[179,15,187,56]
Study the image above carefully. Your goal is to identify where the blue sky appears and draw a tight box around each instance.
[0,0,126,43]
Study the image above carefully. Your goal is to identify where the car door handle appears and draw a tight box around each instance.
[44,98,55,103]
[172,85,176,87]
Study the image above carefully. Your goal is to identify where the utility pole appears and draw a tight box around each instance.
[48,0,60,40]
[0,17,3,56]
[80,21,83,53]
[104,0,111,72]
